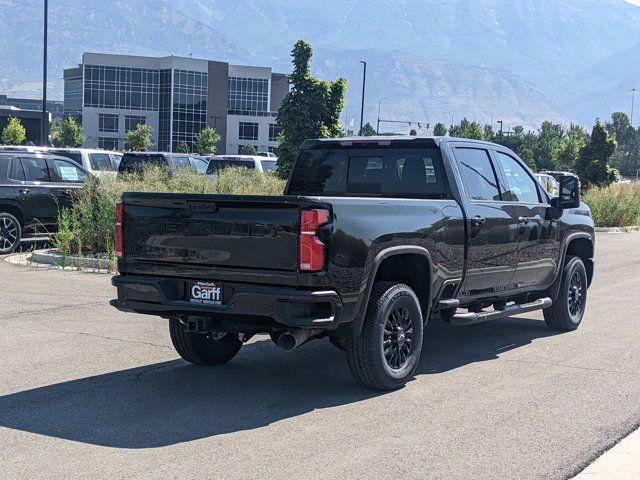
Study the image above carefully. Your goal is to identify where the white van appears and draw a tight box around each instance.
[45,148,121,178]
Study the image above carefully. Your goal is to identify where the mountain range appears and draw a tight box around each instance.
[1,0,640,131]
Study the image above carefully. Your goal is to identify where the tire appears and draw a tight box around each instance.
[169,318,242,365]
[543,255,588,331]
[345,282,424,390]
[0,212,21,255]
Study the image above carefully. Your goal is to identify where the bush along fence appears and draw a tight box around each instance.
[51,165,286,272]
[582,181,640,228]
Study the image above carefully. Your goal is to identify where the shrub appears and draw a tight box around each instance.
[582,182,640,227]
[53,164,286,257]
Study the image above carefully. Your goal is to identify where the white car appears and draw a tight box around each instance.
[45,148,121,178]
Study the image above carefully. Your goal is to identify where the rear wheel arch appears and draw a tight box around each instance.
[352,247,434,337]
[0,203,24,226]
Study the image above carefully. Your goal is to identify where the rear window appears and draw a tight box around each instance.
[119,154,168,173]
[89,153,115,171]
[206,159,255,173]
[51,151,82,165]
[288,145,448,198]
[260,160,277,172]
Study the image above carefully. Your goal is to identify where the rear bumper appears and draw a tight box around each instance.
[110,274,343,330]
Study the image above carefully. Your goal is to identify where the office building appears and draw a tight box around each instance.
[0,95,63,120]
[64,53,288,154]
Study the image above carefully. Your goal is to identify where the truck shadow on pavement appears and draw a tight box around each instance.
[0,316,557,448]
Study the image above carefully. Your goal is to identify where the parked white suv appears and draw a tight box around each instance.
[46,148,120,178]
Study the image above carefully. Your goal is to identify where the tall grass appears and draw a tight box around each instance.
[53,165,287,259]
[583,181,640,227]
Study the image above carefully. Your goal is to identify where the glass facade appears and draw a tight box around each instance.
[239,122,259,141]
[98,137,119,150]
[171,69,208,150]
[158,69,172,152]
[125,114,146,132]
[228,77,269,115]
[84,65,159,110]
[64,78,82,114]
[269,123,280,142]
[98,113,118,133]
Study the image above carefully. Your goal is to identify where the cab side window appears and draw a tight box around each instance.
[51,159,87,184]
[20,157,50,182]
[455,148,501,201]
[9,158,25,181]
[495,152,540,204]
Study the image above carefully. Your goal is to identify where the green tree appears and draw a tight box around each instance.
[240,144,258,155]
[409,128,418,136]
[520,148,536,171]
[575,119,616,188]
[359,122,376,136]
[276,39,347,178]
[125,124,153,151]
[605,112,637,177]
[533,121,564,170]
[194,127,221,154]
[58,117,85,147]
[557,123,588,170]
[1,116,27,145]
[433,123,447,136]
[49,118,63,146]
[176,141,190,153]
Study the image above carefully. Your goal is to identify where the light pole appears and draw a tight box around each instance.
[41,0,48,146]
[631,88,636,126]
[343,105,354,135]
[377,97,389,134]
[359,61,366,135]
[497,120,504,136]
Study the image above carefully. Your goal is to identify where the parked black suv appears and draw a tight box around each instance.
[0,152,89,253]
[111,137,595,390]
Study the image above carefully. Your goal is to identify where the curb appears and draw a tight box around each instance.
[595,226,640,233]
[4,249,115,274]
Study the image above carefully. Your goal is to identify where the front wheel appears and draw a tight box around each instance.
[169,319,242,365]
[543,256,588,331]
[345,282,424,390]
[0,212,21,254]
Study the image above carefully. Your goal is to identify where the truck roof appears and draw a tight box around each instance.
[304,136,502,149]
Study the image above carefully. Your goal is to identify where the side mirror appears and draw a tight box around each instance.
[550,175,580,209]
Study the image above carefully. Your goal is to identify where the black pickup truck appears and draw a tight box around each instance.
[111,137,595,390]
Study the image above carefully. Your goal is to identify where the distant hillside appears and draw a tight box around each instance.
[1,0,640,129]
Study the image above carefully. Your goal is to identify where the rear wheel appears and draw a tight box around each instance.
[169,318,242,365]
[0,212,21,254]
[543,256,587,331]
[345,282,424,390]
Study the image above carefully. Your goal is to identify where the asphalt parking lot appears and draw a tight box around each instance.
[1,233,639,480]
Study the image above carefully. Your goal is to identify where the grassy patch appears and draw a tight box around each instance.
[583,181,640,227]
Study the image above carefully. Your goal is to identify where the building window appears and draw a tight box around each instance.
[170,69,208,151]
[98,113,119,133]
[268,146,277,153]
[64,78,82,114]
[268,123,280,142]
[98,137,119,150]
[125,115,146,132]
[84,65,160,111]
[228,77,269,115]
[239,122,259,141]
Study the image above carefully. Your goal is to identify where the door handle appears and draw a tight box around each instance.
[518,216,531,225]
[19,188,30,195]
[471,215,486,227]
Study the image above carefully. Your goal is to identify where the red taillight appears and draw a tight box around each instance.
[299,209,330,272]
[115,203,123,259]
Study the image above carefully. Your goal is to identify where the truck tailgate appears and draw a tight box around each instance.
[121,193,300,272]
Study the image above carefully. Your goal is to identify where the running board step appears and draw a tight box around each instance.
[437,298,460,310]
[450,297,552,327]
